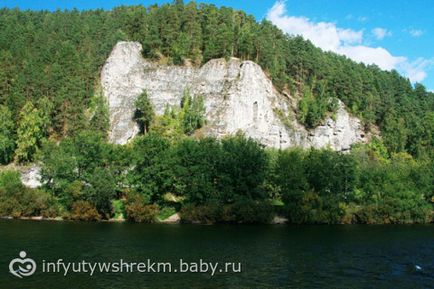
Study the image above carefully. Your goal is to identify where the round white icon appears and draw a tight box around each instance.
[9,251,37,278]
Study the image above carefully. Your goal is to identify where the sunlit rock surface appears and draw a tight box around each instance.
[20,164,42,188]
[101,41,368,150]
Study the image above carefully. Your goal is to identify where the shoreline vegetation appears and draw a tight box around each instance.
[0,133,432,225]
[0,2,432,225]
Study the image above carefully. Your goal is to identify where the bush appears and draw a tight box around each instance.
[124,193,160,223]
[0,195,21,218]
[180,202,221,224]
[69,200,101,221]
[0,170,60,218]
[224,199,274,224]
[354,196,432,224]
[40,201,62,218]
[0,170,22,193]
[284,192,344,224]
[181,199,274,224]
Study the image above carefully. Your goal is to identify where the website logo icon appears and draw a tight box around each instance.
[9,251,36,278]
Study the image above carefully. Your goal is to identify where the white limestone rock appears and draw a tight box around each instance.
[101,41,369,150]
[309,100,366,151]
[20,164,42,188]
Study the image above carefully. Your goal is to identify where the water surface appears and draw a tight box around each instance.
[1,220,433,289]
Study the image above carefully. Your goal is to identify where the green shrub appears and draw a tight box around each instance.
[69,200,101,221]
[0,170,60,218]
[124,193,160,223]
[0,170,22,193]
[0,195,21,218]
[354,197,432,224]
[181,200,274,224]
[180,202,221,224]
[227,199,274,224]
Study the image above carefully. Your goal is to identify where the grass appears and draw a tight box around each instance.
[157,206,177,221]
[271,199,284,206]
[112,199,125,220]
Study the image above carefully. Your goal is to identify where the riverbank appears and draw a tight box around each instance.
[0,214,179,224]
[0,214,292,224]
[2,214,433,225]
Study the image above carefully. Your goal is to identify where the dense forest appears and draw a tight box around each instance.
[0,1,433,223]
[0,131,432,224]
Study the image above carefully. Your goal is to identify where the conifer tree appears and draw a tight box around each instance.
[15,101,46,163]
[0,105,15,164]
[134,90,154,134]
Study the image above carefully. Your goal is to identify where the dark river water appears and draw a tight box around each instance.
[1,220,434,289]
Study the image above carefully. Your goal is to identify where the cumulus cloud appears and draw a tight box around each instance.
[409,29,423,37]
[372,27,391,40]
[267,1,362,52]
[338,46,405,70]
[266,1,431,82]
[399,58,434,83]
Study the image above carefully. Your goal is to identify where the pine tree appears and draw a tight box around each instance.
[180,89,205,134]
[134,90,154,134]
[0,105,15,164]
[90,93,109,136]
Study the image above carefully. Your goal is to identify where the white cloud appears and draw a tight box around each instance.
[409,29,423,37]
[372,27,391,40]
[338,46,405,70]
[399,58,434,83]
[267,1,362,52]
[338,29,363,44]
[266,1,431,82]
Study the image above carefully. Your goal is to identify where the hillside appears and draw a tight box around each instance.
[0,2,433,163]
[0,2,432,225]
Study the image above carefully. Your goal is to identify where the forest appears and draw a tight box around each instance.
[0,1,432,223]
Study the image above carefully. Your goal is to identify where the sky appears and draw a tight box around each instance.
[2,0,434,90]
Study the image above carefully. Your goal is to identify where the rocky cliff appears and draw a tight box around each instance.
[101,41,369,150]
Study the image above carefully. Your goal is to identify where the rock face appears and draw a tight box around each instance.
[20,164,42,188]
[101,41,368,150]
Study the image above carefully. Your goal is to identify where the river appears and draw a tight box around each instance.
[1,220,433,288]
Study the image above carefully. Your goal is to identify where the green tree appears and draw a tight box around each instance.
[0,105,15,164]
[86,167,116,218]
[129,133,173,203]
[180,89,205,134]
[89,92,109,135]
[40,131,119,212]
[219,135,267,201]
[172,137,222,204]
[275,148,309,204]
[134,90,154,134]
[15,101,47,163]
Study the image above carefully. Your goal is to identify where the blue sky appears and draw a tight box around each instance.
[2,0,433,90]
